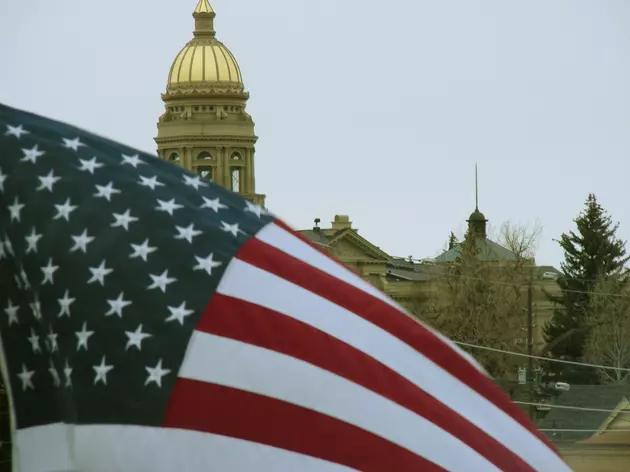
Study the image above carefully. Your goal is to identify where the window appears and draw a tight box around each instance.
[230,152,242,161]
[168,152,180,162]
[230,167,241,192]
[197,166,213,181]
[197,151,212,160]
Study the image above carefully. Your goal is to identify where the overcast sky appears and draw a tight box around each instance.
[1,0,629,266]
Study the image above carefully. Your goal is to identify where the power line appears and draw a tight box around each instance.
[539,429,630,433]
[454,341,630,372]
[414,266,630,299]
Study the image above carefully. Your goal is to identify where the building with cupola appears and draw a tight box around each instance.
[155,0,264,207]
[155,1,562,350]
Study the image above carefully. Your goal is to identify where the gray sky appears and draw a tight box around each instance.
[2,0,629,266]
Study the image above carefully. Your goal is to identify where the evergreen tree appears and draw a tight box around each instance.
[544,194,629,384]
[448,231,458,250]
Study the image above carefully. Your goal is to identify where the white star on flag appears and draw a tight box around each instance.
[105,293,132,318]
[244,200,265,218]
[183,174,208,190]
[21,144,45,163]
[53,198,77,221]
[165,301,194,325]
[17,364,35,391]
[78,157,104,174]
[6,124,29,138]
[220,221,242,237]
[145,359,171,387]
[62,137,85,151]
[36,170,61,192]
[70,229,95,253]
[0,168,6,192]
[25,228,42,254]
[201,196,228,212]
[111,210,139,230]
[41,258,59,285]
[87,260,113,285]
[75,322,94,351]
[174,224,202,244]
[94,182,121,201]
[193,253,223,275]
[4,299,19,325]
[93,356,114,385]
[147,270,176,293]
[57,290,76,318]
[139,175,164,190]
[125,324,152,351]
[156,198,183,216]
[27,329,41,353]
[129,239,157,262]
[121,154,145,168]
[64,360,73,387]
[8,196,25,222]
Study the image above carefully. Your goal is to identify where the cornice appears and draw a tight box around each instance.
[162,89,249,101]
[155,135,258,145]
[349,259,389,265]
[332,230,391,262]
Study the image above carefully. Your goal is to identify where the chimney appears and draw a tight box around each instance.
[331,215,352,230]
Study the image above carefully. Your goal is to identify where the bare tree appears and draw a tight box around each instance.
[498,220,542,261]
[584,276,630,384]
[428,221,541,379]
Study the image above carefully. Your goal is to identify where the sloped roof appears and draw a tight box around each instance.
[299,229,332,246]
[299,230,434,281]
[539,385,630,443]
[434,238,518,263]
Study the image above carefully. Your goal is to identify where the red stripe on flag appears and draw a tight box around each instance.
[197,293,536,472]
[235,236,557,451]
[164,379,446,472]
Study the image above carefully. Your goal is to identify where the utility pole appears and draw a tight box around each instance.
[527,273,535,421]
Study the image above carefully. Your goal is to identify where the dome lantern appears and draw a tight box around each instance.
[193,0,216,38]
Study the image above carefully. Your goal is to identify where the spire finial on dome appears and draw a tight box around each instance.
[194,0,214,14]
[475,162,479,211]
[193,0,216,38]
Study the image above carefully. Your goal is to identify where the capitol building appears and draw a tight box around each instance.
[156,0,562,351]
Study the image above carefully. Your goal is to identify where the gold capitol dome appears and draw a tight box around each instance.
[155,0,266,208]
[167,0,244,94]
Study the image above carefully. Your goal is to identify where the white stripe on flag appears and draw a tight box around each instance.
[255,223,397,307]
[218,258,571,472]
[179,332,501,472]
[16,423,354,472]
[256,222,487,374]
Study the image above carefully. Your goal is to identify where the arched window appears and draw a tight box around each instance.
[230,167,241,192]
[230,152,242,161]
[197,166,213,181]
[197,151,212,160]
[168,152,180,162]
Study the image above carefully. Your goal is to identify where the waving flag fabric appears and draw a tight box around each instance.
[0,102,570,471]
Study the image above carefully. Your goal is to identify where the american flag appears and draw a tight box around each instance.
[0,102,570,472]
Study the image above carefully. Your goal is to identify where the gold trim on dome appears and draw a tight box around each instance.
[194,0,214,14]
